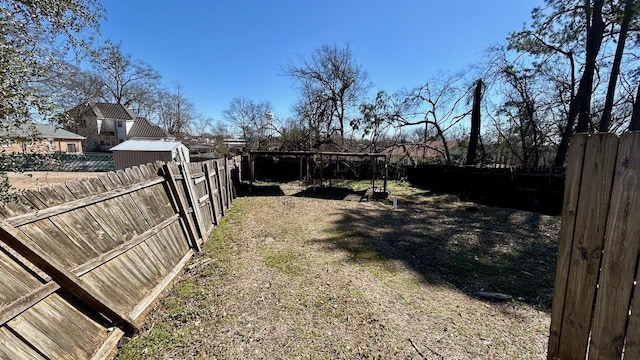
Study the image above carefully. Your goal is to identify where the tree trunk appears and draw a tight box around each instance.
[629,83,640,131]
[576,0,605,132]
[465,79,483,166]
[599,0,635,132]
[554,0,606,167]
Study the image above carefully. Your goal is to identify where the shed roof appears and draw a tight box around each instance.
[110,139,185,152]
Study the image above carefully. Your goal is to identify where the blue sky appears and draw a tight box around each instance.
[99,0,542,123]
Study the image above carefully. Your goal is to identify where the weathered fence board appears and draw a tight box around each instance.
[548,133,640,360]
[557,134,619,360]
[0,156,241,359]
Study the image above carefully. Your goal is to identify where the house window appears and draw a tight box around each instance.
[117,121,123,128]
[66,143,77,153]
[119,139,124,143]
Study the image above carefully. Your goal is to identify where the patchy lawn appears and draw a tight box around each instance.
[5,171,101,190]
[117,181,559,359]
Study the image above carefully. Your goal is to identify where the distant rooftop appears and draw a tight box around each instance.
[129,117,174,139]
[0,122,85,140]
[67,102,138,121]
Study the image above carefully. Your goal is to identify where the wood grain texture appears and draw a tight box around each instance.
[557,134,619,360]
[0,219,135,331]
[589,132,640,360]
[163,164,201,251]
[0,156,239,358]
[0,326,47,359]
[547,134,588,360]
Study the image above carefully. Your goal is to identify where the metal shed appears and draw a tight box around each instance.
[110,139,190,170]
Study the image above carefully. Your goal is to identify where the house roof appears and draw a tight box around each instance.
[110,139,185,152]
[67,102,138,121]
[129,117,174,139]
[0,122,85,140]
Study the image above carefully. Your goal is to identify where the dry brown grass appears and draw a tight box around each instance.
[5,171,101,190]
[117,181,558,359]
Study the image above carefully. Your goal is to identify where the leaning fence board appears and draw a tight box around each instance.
[547,134,588,360]
[625,261,640,357]
[129,249,195,326]
[0,156,241,359]
[556,135,619,360]
[589,132,640,359]
[214,160,225,217]
[181,163,206,243]
[204,163,221,226]
[0,219,136,331]
[0,327,47,359]
[163,164,201,251]
[548,132,640,360]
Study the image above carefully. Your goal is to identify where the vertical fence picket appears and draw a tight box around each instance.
[589,132,640,360]
[179,163,205,244]
[557,134,619,360]
[214,160,226,216]
[162,164,201,252]
[548,134,588,360]
[204,162,220,226]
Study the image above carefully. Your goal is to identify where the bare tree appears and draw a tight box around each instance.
[398,74,473,164]
[353,73,471,164]
[158,82,197,138]
[508,0,639,166]
[285,43,370,146]
[90,42,162,115]
[222,97,273,150]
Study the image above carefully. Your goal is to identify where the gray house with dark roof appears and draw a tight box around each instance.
[65,102,139,152]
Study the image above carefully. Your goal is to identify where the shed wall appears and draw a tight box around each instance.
[113,150,173,170]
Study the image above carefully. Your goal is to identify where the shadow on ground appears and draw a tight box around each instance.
[311,200,559,311]
[238,184,285,196]
[291,186,367,201]
[239,181,559,310]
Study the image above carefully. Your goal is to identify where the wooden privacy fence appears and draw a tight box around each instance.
[0,156,241,360]
[548,133,640,360]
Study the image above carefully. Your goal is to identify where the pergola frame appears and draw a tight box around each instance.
[248,150,389,194]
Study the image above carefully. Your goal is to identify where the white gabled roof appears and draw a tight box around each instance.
[110,139,185,152]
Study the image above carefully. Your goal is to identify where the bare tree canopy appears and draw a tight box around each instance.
[285,43,370,147]
[222,97,273,150]
[158,82,197,138]
[508,0,640,166]
[90,42,162,117]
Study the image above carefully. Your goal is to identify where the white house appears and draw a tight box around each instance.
[65,102,139,151]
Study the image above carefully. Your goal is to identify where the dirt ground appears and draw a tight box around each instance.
[4,171,102,190]
[117,181,558,359]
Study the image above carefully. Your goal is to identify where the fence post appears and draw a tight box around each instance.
[204,162,220,226]
[214,159,226,216]
[180,163,206,244]
[162,164,201,252]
